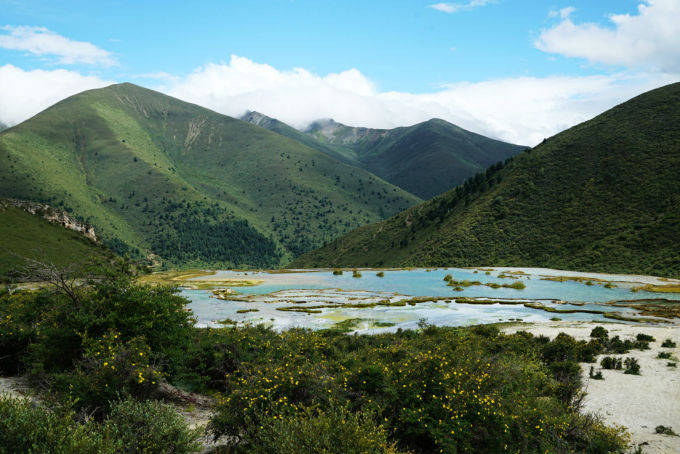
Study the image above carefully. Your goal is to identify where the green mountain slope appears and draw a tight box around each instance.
[0,83,420,267]
[240,111,351,163]
[293,83,680,278]
[0,201,108,280]
[242,114,525,199]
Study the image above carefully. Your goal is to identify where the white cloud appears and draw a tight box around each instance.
[0,25,116,66]
[429,1,494,13]
[536,0,680,73]
[0,64,112,125]
[548,7,575,19]
[1,56,675,146]
[165,55,676,145]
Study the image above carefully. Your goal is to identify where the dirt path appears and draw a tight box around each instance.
[0,375,35,400]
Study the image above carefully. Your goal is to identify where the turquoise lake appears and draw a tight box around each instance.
[181,267,680,332]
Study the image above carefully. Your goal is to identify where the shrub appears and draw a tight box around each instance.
[101,398,202,454]
[601,357,622,370]
[661,338,677,348]
[208,326,626,453]
[590,326,609,339]
[51,333,162,416]
[0,265,194,377]
[0,395,103,454]
[655,425,677,436]
[443,274,453,282]
[589,366,603,380]
[352,270,362,278]
[657,351,672,359]
[668,362,677,368]
[604,336,649,354]
[247,406,400,454]
[332,270,343,275]
[623,357,641,375]
[636,333,655,342]
[376,271,385,277]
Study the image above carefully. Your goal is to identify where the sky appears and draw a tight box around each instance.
[0,0,679,145]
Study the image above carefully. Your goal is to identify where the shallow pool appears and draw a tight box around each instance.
[181,267,679,332]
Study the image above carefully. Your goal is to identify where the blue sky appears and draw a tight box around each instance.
[1,0,679,144]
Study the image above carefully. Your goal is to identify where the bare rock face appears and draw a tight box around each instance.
[3,198,98,242]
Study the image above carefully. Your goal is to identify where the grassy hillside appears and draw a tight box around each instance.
[0,202,108,280]
[240,111,351,163]
[0,83,420,267]
[244,115,525,200]
[293,83,680,278]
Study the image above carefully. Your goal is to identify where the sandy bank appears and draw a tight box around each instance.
[503,321,680,453]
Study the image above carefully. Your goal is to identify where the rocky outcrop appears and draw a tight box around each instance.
[2,199,98,242]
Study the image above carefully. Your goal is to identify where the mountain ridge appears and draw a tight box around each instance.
[0,83,420,267]
[292,82,680,278]
[241,112,526,199]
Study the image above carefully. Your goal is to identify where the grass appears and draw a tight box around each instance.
[0,83,420,268]
[0,202,110,280]
[632,284,680,293]
[292,82,680,278]
[447,279,526,290]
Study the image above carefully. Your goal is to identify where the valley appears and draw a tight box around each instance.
[1,21,679,452]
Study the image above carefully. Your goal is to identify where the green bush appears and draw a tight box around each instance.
[589,366,603,380]
[590,326,608,339]
[604,335,649,354]
[101,398,202,454]
[0,265,194,380]
[636,333,655,342]
[0,395,103,454]
[655,425,677,436]
[208,326,626,453]
[624,357,641,375]
[661,338,677,348]
[51,333,162,416]
[247,405,400,454]
[657,351,672,359]
[600,357,622,370]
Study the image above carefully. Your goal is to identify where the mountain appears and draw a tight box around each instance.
[240,111,346,162]
[0,83,420,268]
[0,122,7,132]
[242,113,525,199]
[0,199,109,280]
[292,83,680,278]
